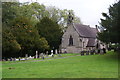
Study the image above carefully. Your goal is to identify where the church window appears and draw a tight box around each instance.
[80,39,82,42]
[69,35,73,46]
[83,42,85,48]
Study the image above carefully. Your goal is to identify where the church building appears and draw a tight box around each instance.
[60,12,101,53]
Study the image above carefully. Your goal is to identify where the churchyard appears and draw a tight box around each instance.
[2,51,118,78]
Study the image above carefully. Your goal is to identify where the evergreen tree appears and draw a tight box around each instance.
[36,17,63,51]
[98,1,120,44]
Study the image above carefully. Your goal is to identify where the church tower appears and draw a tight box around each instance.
[67,12,74,26]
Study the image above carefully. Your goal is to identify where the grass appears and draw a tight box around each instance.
[2,51,118,78]
[2,53,79,64]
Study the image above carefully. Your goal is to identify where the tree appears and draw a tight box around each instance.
[11,16,49,56]
[2,27,21,58]
[98,1,120,44]
[2,2,20,27]
[46,7,82,29]
[36,17,63,51]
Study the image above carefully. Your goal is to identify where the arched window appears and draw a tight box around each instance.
[69,35,73,46]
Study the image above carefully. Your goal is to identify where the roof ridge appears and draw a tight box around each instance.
[74,23,97,38]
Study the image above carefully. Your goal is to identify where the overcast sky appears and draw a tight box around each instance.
[19,0,116,27]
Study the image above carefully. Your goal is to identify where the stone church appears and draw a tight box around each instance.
[60,12,102,53]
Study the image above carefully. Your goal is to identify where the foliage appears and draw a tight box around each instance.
[2,2,82,57]
[98,1,120,44]
[2,2,19,27]
[11,16,49,56]
[36,17,63,50]
[2,27,21,58]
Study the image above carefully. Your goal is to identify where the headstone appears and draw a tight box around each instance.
[46,51,48,57]
[10,57,12,61]
[100,49,104,54]
[38,54,40,58]
[51,50,53,53]
[95,50,98,54]
[51,50,54,57]
[25,54,28,60]
[42,56,44,60]
[64,49,67,53]
[86,51,89,55]
[40,53,43,58]
[55,49,58,54]
[90,50,95,55]
[13,58,16,61]
[16,58,19,61]
[19,57,21,61]
[81,51,84,56]
[36,51,38,58]
[8,58,10,61]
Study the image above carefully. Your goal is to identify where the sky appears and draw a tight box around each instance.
[19,0,117,27]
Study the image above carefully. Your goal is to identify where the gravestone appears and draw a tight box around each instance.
[86,51,89,55]
[46,51,49,57]
[64,49,67,53]
[81,51,84,56]
[51,50,54,57]
[90,50,94,55]
[40,53,44,59]
[19,57,21,61]
[13,58,16,61]
[55,49,58,54]
[42,56,44,60]
[25,54,28,60]
[36,51,38,58]
[10,57,12,61]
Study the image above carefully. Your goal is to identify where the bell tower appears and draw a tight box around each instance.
[67,12,74,26]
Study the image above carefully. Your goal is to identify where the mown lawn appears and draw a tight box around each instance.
[2,51,118,78]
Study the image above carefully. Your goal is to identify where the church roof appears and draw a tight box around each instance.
[87,38,96,47]
[74,23,98,47]
[74,23,97,38]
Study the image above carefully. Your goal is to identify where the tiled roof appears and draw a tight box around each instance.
[74,23,97,38]
[87,38,96,47]
[73,23,98,47]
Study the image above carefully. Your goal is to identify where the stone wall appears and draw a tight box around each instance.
[61,24,84,53]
